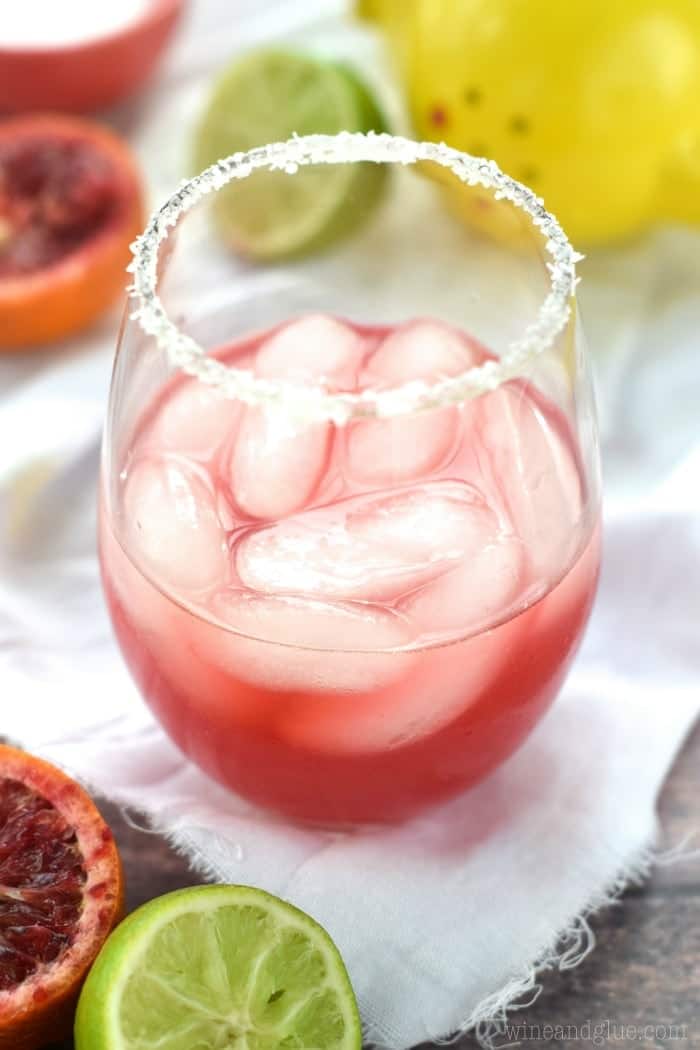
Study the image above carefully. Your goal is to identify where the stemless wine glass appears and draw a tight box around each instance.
[99,133,601,826]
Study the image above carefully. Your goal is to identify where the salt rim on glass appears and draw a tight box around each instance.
[128,132,582,426]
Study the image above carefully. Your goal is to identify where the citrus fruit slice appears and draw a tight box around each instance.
[193,50,389,260]
[0,114,144,350]
[0,744,124,1050]
[75,884,362,1050]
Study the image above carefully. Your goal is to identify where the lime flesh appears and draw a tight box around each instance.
[74,885,362,1050]
[193,50,389,260]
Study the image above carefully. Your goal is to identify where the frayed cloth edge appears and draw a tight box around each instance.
[163,824,669,1050]
[419,842,659,1050]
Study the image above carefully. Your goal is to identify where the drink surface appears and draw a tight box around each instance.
[101,315,600,823]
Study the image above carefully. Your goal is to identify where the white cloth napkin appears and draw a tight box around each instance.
[2,2,700,1047]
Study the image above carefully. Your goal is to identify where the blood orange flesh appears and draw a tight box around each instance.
[0,778,87,990]
[0,115,143,350]
[0,136,123,279]
[0,746,124,1050]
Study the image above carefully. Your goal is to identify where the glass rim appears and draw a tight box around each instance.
[128,131,581,425]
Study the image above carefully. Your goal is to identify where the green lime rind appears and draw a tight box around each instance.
[192,49,390,261]
[74,884,362,1050]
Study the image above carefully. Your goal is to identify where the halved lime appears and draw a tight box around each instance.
[193,50,389,260]
[74,885,362,1050]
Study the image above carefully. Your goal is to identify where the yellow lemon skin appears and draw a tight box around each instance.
[360,0,700,245]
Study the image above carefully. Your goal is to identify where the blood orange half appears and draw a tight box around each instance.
[0,745,124,1050]
[0,114,144,350]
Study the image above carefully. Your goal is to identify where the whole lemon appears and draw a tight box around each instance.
[361,0,700,244]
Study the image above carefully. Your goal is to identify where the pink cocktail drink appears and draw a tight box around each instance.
[100,315,600,824]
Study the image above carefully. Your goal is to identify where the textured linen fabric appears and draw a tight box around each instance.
[1,2,699,1046]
